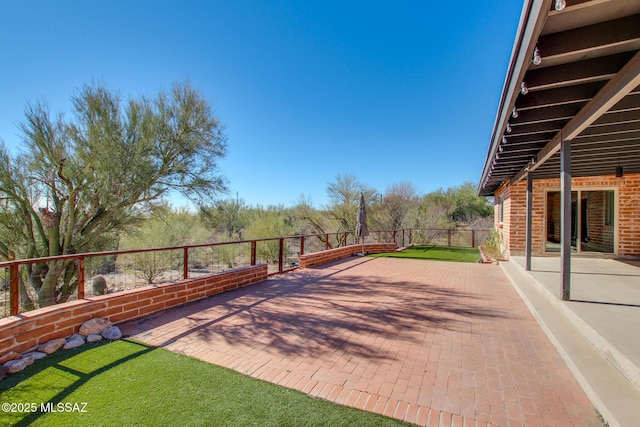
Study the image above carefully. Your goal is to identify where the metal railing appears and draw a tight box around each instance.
[0,228,487,318]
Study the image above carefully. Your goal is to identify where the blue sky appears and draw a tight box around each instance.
[0,1,522,208]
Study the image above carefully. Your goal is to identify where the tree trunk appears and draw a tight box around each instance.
[38,259,76,306]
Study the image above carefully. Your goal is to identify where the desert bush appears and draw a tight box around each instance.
[482,229,505,261]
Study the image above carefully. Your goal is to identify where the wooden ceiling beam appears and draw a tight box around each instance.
[515,81,605,110]
[525,52,632,90]
[592,109,640,126]
[503,132,557,145]
[582,154,640,162]
[507,120,565,136]
[570,141,640,153]
[543,0,640,35]
[537,14,640,68]
[535,161,640,174]
[511,49,640,185]
[608,90,640,111]
[577,123,640,137]
[509,103,583,126]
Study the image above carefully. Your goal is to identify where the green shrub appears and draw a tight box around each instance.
[482,229,505,261]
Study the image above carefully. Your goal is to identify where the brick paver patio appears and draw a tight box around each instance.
[121,257,601,426]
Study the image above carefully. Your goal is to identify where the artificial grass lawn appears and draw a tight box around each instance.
[369,245,481,263]
[0,340,408,427]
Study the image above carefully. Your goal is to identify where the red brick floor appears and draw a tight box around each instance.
[120,257,602,427]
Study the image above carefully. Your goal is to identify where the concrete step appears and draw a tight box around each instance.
[501,260,640,427]
[508,257,640,393]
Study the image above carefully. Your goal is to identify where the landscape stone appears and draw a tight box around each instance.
[37,338,67,355]
[101,326,122,340]
[87,334,103,343]
[63,334,85,350]
[24,351,47,361]
[0,351,20,365]
[0,365,6,381]
[79,318,112,336]
[4,354,34,374]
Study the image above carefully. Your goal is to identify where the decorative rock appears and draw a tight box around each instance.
[0,365,6,381]
[4,354,34,374]
[37,338,67,355]
[23,351,47,361]
[79,318,112,336]
[87,334,103,343]
[0,351,21,365]
[63,334,85,350]
[101,326,122,341]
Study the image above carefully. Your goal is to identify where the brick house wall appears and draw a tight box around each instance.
[493,182,526,257]
[493,173,640,257]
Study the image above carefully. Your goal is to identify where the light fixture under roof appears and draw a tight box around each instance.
[532,47,542,65]
[512,107,519,119]
[520,82,529,95]
[506,124,512,133]
[502,136,507,144]
[555,0,566,11]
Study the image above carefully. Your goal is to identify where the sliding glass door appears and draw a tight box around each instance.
[545,190,615,254]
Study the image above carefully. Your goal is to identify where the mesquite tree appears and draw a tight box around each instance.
[0,82,227,308]
[374,182,419,231]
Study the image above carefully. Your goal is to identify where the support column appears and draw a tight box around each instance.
[560,137,572,300]
[525,173,533,271]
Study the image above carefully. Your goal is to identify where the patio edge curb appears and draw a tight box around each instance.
[500,260,640,427]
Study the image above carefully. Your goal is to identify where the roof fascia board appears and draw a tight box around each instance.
[478,0,552,195]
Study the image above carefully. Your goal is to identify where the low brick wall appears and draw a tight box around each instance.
[299,243,397,268]
[0,264,268,357]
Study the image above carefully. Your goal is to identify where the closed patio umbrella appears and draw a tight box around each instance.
[356,192,369,255]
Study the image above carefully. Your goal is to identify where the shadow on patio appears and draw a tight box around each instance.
[125,257,507,362]
[121,256,602,427]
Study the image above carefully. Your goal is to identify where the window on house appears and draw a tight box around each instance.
[499,196,504,223]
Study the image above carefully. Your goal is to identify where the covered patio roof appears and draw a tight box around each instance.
[479,0,640,196]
